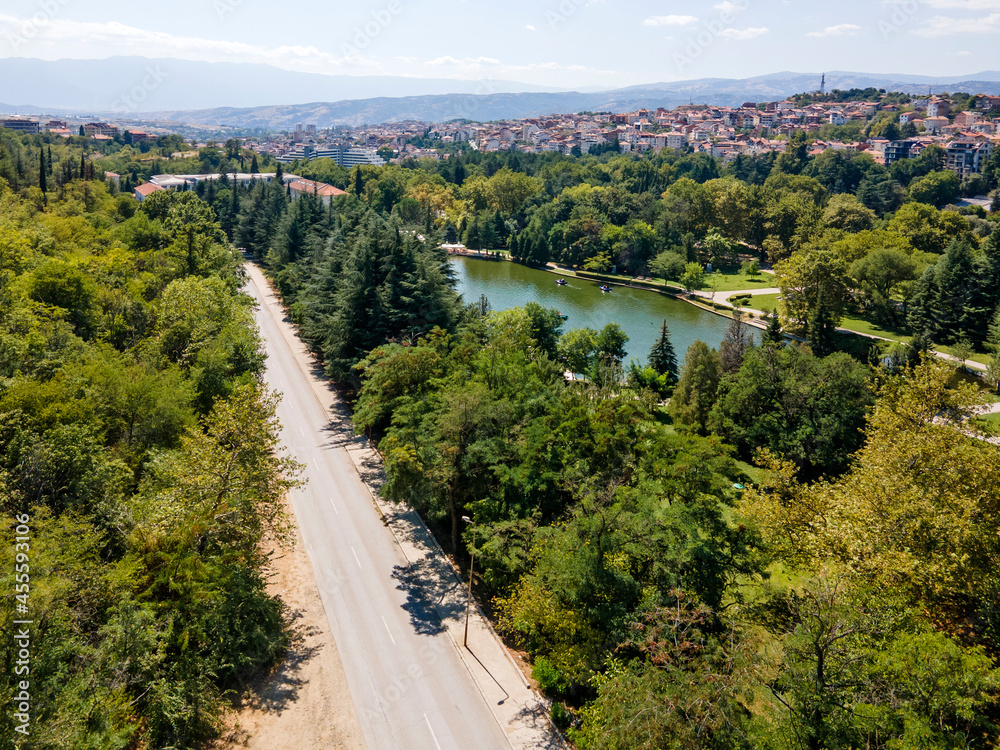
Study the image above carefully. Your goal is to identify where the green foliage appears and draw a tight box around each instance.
[0,176,296,749]
[710,344,874,478]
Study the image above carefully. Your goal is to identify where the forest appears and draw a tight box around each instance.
[2,122,1000,748]
[0,135,297,748]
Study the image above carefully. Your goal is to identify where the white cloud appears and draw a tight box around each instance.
[912,12,1000,34]
[713,2,745,15]
[720,26,770,39]
[807,23,862,37]
[0,15,620,85]
[525,24,536,31]
[958,49,972,54]
[0,15,376,73]
[642,15,699,26]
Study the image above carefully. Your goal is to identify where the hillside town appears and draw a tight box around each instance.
[239,92,1000,183]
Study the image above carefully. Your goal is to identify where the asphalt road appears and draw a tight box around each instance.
[246,266,510,750]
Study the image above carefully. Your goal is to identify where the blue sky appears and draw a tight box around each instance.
[0,0,997,88]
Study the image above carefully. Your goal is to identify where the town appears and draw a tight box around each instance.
[2,88,998,197]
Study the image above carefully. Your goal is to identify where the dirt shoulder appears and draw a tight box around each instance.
[211,496,365,750]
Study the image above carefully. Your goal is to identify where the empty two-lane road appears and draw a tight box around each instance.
[245,265,509,750]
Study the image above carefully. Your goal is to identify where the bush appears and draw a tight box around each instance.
[532,656,569,697]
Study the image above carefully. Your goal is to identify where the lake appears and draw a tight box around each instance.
[450,257,733,364]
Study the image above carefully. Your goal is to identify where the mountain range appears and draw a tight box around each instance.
[2,58,1000,129]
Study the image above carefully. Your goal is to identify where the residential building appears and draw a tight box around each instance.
[1,118,39,134]
[134,183,164,202]
[286,178,348,206]
[946,139,993,179]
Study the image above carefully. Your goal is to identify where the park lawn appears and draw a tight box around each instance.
[838,314,913,344]
[744,293,781,313]
[937,344,991,367]
[701,271,777,293]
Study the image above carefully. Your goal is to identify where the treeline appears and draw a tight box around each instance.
[255,143,1000,746]
[227,129,1000,370]
[0,174,297,748]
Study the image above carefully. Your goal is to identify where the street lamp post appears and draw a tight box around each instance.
[462,515,476,648]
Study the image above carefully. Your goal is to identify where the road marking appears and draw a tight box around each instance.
[330,498,339,515]
[424,715,443,750]
[298,426,305,437]
[351,547,363,569]
[313,459,320,470]
[381,616,396,645]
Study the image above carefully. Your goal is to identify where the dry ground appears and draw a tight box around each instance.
[210,496,365,750]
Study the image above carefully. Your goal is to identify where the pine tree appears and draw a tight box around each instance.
[762,310,784,346]
[648,320,679,384]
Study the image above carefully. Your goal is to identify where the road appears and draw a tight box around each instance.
[245,265,511,750]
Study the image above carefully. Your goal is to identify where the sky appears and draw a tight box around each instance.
[0,0,997,89]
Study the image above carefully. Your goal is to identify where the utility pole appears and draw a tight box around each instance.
[462,516,476,647]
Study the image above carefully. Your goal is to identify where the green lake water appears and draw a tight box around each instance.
[450,257,733,364]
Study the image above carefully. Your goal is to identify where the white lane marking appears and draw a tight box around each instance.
[351,547,363,569]
[298,426,305,437]
[313,459,320,470]
[381,616,396,645]
[424,715,443,750]
[330,498,339,515]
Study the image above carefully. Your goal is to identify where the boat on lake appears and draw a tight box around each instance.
[599,285,612,293]
[556,278,568,286]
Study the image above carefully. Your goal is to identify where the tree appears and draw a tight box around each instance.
[762,309,784,346]
[650,250,686,285]
[719,310,754,374]
[776,245,850,335]
[681,262,705,292]
[648,320,678,383]
[559,327,599,375]
[850,249,917,323]
[668,341,721,435]
[710,344,872,477]
[741,258,761,279]
[821,193,876,233]
[249,153,259,173]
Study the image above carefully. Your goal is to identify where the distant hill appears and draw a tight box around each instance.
[3,58,1000,128]
[0,57,560,113]
[143,71,1000,129]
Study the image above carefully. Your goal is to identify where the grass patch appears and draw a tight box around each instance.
[937,344,990,367]
[701,271,778,293]
[838,315,912,343]
[744,293,781,313]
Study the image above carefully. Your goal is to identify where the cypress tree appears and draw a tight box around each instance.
[808,291,837,358]
[38,150,47,195]
[648,320,678,383]
[250,153,259,173]
[80,154,86,180]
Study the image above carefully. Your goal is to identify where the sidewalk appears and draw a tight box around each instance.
[252,266,564,750]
